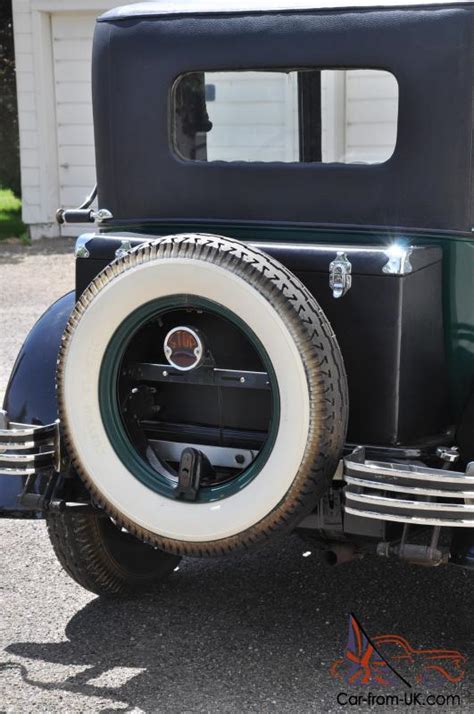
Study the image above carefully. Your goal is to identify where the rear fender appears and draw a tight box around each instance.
[0,291,75,514]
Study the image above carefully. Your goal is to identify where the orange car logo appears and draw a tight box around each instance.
[330,614,467,687]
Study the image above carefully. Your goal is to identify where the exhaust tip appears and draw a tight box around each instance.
[324,543,360,566]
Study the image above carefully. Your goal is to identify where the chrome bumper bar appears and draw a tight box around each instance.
[343,446,474,527]
[0,410,59,476]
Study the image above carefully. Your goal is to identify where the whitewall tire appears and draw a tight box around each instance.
[57,234,348,556]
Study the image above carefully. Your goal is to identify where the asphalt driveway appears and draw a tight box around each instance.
[0,239,472,713]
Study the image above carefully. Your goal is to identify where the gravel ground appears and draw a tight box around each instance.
[0,238,75,405]
[0,240,473,713]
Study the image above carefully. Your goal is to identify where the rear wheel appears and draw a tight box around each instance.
[57,234,348,556]
[46,508,180,596]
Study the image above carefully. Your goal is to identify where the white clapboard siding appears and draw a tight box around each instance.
[346,71,399,100]
[60,186,96,206]
[57,103,93,126]
[58,145,96,168]
[52,13,95,40]
[347,124,398,147]
[57,125,94,146]
[54,59,91,84]
[51,12,97,216]
[55,81,93,105]
[53,39,93,61]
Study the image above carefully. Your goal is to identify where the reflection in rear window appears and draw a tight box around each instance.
[173,69,398,164]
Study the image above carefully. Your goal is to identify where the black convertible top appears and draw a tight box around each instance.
[93,1,474,233]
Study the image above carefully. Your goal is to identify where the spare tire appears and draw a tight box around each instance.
[57,234,348,556]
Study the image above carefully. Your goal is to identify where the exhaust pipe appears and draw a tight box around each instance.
[323,543,361,565]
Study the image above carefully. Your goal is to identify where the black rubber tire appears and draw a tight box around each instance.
[46,509,181,597]
[57,233,349,556]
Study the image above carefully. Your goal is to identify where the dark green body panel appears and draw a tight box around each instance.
[104,221,474,419]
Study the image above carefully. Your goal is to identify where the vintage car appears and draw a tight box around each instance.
[1,0,474,596]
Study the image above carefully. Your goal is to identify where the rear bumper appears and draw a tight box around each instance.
[2,410,474,530]
[343,446,474,527]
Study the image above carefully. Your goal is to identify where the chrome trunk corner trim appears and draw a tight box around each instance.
[75,234,93,258]
[382,245,413,275]
[343,446,474,527]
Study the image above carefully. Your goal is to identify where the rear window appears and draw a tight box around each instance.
[173,69,399,164]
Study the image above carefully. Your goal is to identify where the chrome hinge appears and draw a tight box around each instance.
[329,251,352,299]
[94,208,113,223]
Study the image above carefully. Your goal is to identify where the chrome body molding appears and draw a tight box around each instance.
[0,410,60,476]
[343,446,474,527]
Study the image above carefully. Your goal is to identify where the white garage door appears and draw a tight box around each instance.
[52,13,97,216]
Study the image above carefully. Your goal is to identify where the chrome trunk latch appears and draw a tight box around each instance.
[329,252,352,299]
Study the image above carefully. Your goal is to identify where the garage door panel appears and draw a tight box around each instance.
[52,12,97,209]
[60,186,96,206]
[60,165,96,188]
[56,103,93,126]
[55,82,92,105]
[54,60,91,84]
[58,145,96,168]
[53,39,93,61]
[52,13,97,40]
[57,124,94,147]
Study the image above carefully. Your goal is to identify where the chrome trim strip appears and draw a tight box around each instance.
[0,466,47,477]
[0,423,57,440]
[0,439,53,451]
[345,474,474,499]
[346,491,474,512]
[344,506,474,528]
[0,451,55,466]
